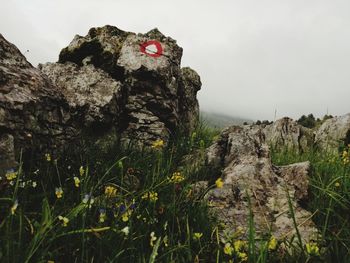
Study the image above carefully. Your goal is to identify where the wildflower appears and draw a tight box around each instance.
[58,215,69,227]
[335,182,340,187]
[82,194,95,208]
[45,153,51,162]
[151,139,164,149]
[237,252,248,261]
[55,187,63,199]
[122,210,132,222]
[150,231,157,247]
[234,240,247,252]
[10,200,18,215]
[215,178,224,188]
[268,236,277,250]
[5,169,17,181]
[105,185,117,198]
[121,226,129,236]
[306,242,320,256]
[79,166,85,176]
[170,171,185,183]
[99,209,107,223]
[32,181,37,188]
[193,232,203,240]
[142,191,158,202]
[73,177,80,187]
[223,243,233,256]
[163,235,169,247]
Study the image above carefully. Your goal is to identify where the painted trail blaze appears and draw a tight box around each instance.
[140,40,163,57]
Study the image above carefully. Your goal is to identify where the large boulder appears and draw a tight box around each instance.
[0,26,201,169]
[263,117,314,152]
[0,33,76,171]
[204,126,318,243]
[315,113,350,152]
[42,25,201,145]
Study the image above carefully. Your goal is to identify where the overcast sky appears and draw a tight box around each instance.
[1,0,350,120]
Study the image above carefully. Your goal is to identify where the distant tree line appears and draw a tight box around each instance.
[297,114,333,129]
[249,114,333,128]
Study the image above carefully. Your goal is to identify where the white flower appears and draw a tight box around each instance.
[121,226,129,236]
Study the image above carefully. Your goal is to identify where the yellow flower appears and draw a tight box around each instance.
[150,231,157,247]
[142,191,158,202]
[45,153,51,162]
[151,139,164,149]
[268,236,277,250]
[55,187,63,199]
[223,243,233,256]
[58,215,69,227]
[105,185,117,198]
[335,182,340,187]
[5,169,17,181]
[73,177,80,187]
[306,242,320,256]
[121,210,132,222]
[234,240,247,252]
[10,200,18,215]
[170,171,185,183]
[215,178,224,188]
[237,252,248,261]
[193,232,203,240]
[79,166,85,176]
[99,209,106,223]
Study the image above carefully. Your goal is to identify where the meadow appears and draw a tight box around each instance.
[0,123,349,263]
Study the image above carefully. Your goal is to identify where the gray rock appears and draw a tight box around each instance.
[0,33,76,172]
[205,126,319,244]
[0,25,201,168]
[315,113,350,152]
[51,25,201,145]
[264,117,314,152]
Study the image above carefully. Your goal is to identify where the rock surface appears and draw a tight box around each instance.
[205,126,319,243]
[315,113,350,152]
[0,33,76,171]
[43,25,201,145]
[0,26,201,169]
[263,117,314,152]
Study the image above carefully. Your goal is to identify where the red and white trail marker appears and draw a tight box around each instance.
[140,40,163,58]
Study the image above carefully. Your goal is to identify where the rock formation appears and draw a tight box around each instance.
[203,125,319,243]
[315,113,350,152]
[0,26,201,170]
[0,33,76,171]
[262,117,314,152]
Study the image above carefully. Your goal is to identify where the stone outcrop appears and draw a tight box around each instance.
[0,33,76,171]
[315,113,350,152]
[204,125,319,243]
[0,26,201,170]
[263,117,314,152]
[42,26,201,145]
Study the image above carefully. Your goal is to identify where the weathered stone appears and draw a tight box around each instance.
[205,126,318,243]
[263,117,314,152]
[0,33,76,171]
[0,25,201,167]
[55,25,201,145]
[40,62,123,127]
[315,113,350,152]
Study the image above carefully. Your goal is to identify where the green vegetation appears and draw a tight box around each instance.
[1,122,350,262]
[272,145,350,262]
[297,114,333,129]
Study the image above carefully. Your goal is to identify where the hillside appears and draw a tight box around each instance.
[200,111,253,128]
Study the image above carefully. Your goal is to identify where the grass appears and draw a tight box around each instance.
[1,122,350,262]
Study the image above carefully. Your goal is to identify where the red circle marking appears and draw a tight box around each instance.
[140,40,163,58]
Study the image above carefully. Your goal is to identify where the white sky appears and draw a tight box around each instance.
[1,0,350,120]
